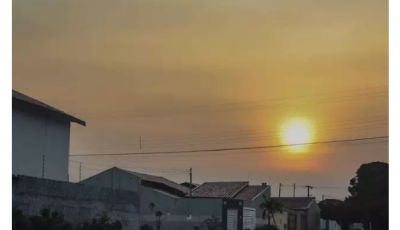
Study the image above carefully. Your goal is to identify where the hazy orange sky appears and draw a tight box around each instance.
[13,0,388,199]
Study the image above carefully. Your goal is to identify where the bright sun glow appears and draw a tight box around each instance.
[282,118,313,152]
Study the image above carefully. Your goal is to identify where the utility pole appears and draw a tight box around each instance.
[322,194,325,200]
[279,183,282,197]
[79,162,82,182]
[189,168,193,198]
[293,183,296,197]
[42,155,45,178]
[139,137,142,149]
[305,185,313,197]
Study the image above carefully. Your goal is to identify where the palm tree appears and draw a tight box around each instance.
[259,195,284,227]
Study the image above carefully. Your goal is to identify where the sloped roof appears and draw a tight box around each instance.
[12,90,85,126]
[235,185,268,200]
[190,181,268,200]
[123,169,189,194]
[181,182,199,188]
[273,197,315,210]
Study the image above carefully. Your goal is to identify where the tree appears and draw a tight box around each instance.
[347,161,388,230]
[148,203,166,230]
[259,195,284,227]
[318,199,361,230]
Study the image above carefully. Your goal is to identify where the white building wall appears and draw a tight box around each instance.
[12,108,71,181]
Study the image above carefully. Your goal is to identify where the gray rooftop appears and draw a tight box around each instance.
[12,90,86,126]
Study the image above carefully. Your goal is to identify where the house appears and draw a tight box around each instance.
[80,168,245,230]
[274,197,321,230]
[12,90,86,181]
[190,181,271,230]
[181,182,199,189]
[320,219,341,230]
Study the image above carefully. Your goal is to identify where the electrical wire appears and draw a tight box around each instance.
[70,136,388,157]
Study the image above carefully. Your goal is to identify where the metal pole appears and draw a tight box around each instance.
[189,168,192,197]
[293,183,296,197]
[306,185,313,197]
[140,137,142,149]
[42,155,45,178]
[79,162,82,182]
[279,183,282,197]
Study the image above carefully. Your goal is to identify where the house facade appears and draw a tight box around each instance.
[80,168,246,230]
[190,181,272,230]
[12,90,85,181]
[320,219,341,230]
[274,197,321,230]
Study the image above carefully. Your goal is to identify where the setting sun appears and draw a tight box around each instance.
[282,118,313,152]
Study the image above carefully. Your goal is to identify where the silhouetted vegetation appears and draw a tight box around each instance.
[148,202,165,230]
[259,195,284,227]
[201,215,221,230]
[319,161,388,230]
[12,208,73,230]
[13,208,122,230]
[140,224,154,230]
[77,211,122,230]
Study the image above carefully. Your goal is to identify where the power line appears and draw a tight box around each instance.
[71,86,387,119]
[70,117,388,150]
[70,135,388,157]
[69,160,188,172]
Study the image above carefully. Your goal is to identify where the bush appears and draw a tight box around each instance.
[141,224,154,230]
[12,208,73,230]
[77,211,122,230]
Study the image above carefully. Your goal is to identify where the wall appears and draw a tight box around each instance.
[307,201,321,230]
[273,211,288,230]
[80,168,141,191]
[141,193,224,230]
[320,219,341,230]
[80,168,225,230]
[242,186,272,228]
[12,108,71,181]
[12,176,140,230]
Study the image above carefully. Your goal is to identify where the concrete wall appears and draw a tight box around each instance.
[12,108,71,181]
[80,168,141,191]
[307,201,321,230]
[273,211,289,230]
[80,169,238,230]
[241,186,273,228]
[12,176,140,230]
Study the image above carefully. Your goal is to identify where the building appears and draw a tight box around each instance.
[320,219,341,230]
[274,197,321,230]
[181,182,199,189]
[190,181,271,230]
[12,90,86,181]
[80,168,246,230]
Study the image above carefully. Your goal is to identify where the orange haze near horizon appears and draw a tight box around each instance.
[13,0,388,199]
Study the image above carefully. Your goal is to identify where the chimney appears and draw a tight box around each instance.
[262,182,267,187]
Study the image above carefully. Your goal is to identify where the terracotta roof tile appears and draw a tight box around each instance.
[235,185,268,201]
[191,181,248,198]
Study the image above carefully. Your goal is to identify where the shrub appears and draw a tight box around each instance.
[12,208,73,230]
[77,211,122,230]
[141,224,154,230]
